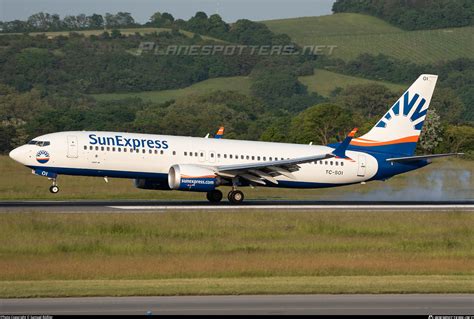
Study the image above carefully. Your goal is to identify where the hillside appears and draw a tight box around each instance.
[264,13,474,64]
[93,69,405,103]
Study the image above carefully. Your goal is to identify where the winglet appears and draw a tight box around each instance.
[332,128,357,158]
[215,126,225,139]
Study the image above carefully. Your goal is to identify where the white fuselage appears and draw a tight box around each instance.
[10,131,379,188]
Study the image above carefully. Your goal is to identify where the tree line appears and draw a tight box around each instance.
[0,12,136,33]
[332,0,474,30]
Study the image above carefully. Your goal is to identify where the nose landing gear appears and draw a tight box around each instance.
[49,178,59,194]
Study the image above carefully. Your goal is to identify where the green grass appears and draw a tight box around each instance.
[1,276,471,298]
[264,13,474,63]
[0,210,472,297]
[93,68,405,103]
[92,76,251,104]
[300,69,406,96]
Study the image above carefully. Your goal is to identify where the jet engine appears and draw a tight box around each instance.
[168,164,221,192]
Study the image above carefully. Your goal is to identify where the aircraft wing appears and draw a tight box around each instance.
[386,153,463,163]
[211,128,357,185]
[213,153,335,185]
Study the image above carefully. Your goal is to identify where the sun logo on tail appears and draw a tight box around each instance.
[376,92,427,131]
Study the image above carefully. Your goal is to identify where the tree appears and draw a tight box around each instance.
[289,103,359,145]
[89,14,104,29]
[441,125,474,153]
[430,88,464,124]
[150,12,174,27]
[250,67,307,105]
[335,83,399,118]
[419,109,443,153]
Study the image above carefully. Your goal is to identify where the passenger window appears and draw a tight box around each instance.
[217,154,220,158]
[241,155,244,159]
[263,157,266,161]
[195,152,198,156]
[200,152,203,157]
[211,153,214,158]
[95,146,99,151]
[107,147,110,151]
[251,156,255,160]
[173,151,176,155]
[230,154,233,159]
[325,161,328,165]
[190,152,193,157]
[118,148,122,152]
[224,154,227,159]
[124,148,127,152]
[83,145,87,150]
[184,152,187,156]
[257,156,260,161]
[112,147,115,152]
[330,161,333,166]
[89,146,93,150]
[161,150,164,155]
[341,162,344,166]
[335,162,339,166]
[100,146,104,151]
[149,149,152,154]
[246,155,249,160]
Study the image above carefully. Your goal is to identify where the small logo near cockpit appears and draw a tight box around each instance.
[36,150,50,164]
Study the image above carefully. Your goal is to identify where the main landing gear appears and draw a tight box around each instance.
[206,189,223,203]
[206,189,245,204]
[228,190,244,204]
[49,178,59,194]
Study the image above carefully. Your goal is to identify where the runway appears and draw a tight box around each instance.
[0,200,473,212]
[1,294,473,315]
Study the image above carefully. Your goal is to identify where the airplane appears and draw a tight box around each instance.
[204,126,225,139]
[9,74,462,204]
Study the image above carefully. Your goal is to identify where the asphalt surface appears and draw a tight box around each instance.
[1,294,473,315]
[0,200,473,211]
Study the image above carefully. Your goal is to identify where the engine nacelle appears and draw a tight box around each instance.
[133,178,171,190]
[168,164,220,192]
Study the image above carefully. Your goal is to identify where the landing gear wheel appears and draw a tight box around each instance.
[49,185,59,194]
[206,189,223,203]
[228,190,244,204]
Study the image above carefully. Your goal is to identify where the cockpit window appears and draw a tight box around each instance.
[28,140,50,146]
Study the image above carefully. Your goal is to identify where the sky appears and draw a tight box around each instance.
[0,0,335,23]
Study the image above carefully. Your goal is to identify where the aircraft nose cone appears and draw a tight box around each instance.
[9,147,21,162]
[9,146,28,164]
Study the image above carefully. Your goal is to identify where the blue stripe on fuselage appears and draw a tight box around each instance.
[27,166,355,189]
[28,165,168,180]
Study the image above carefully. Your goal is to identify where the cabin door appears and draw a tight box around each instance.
[357,155,366,177]
[67,135,78,158]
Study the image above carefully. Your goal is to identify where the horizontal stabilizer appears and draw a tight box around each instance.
[386,153,463,163]
[332,128,358,158]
